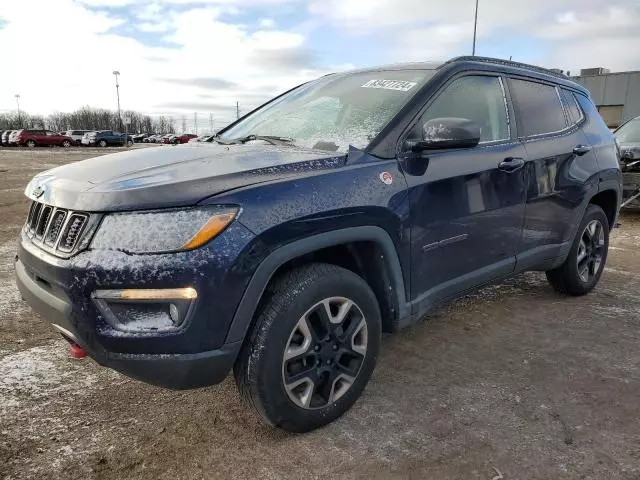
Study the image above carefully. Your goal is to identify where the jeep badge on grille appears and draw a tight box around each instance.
[32,185,45,199]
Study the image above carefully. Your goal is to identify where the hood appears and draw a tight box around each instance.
[26,142,345,211]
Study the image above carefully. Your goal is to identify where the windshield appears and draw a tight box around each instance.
[220,69,435,153]
[615,118,640,143]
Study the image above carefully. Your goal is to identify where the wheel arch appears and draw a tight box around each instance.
[224,226,409,344]
[590,187,619,229]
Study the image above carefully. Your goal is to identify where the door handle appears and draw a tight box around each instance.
[498,157,525,173]
[573,145,592,156]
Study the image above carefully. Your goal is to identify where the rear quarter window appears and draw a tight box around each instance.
[508,79,566,137]
[559,89,584,126]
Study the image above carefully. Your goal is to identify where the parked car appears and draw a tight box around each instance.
[188,135,212,143]
[16,130,73,148]
[614,115,640,208]
[8,130,19,145]
[143,135,160,143]
[3,130,16,145]
[81,130,133,147]
[615,116,640,166]
[160,134,176,144]
[1,130,12,146]
[63,130,91,145]
[16,56,622,433]
[132,133,150,143]
[170,134,198,145]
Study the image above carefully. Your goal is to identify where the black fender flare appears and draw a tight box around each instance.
[224,225,409,344]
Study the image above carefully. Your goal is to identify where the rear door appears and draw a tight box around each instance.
[402,74,528,307]
[507,78,599,269]
[44,131,58,146]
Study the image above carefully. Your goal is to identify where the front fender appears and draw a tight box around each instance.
[224,226,409,344]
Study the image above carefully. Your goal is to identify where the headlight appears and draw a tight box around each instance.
[91,206,238,254]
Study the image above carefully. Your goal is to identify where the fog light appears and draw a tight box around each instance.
[92,288,197,333]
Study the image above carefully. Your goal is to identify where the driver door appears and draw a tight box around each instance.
[401,74,528,308]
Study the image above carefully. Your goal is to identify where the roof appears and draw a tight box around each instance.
[336,61,443,75]
[443,56,569,79]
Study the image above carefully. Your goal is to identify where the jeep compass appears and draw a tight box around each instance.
[15,57,622,432]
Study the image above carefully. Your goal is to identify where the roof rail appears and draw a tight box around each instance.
[442,56,568,79]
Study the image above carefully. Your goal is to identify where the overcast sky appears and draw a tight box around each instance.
[1,0,639,128]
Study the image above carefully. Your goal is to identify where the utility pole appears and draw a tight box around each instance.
[236,101,240,120]
[112,70,122,131]
[194,112,198,135]
[472,0,479,56]
[15,94,21,128]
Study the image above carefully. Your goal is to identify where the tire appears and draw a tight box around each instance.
[546,204,609,296]
[62,140,71,147]
[98,140,107,148]
[234,263,381,432]
[26,140,36,148]
[126,140,133,147]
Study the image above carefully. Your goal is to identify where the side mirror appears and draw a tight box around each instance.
[410,117,481,151]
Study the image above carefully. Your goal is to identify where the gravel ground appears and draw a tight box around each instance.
[0,148,639,480]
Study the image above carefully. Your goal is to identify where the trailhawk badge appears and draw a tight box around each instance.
[379,172,393,185]
[32,185,45,199]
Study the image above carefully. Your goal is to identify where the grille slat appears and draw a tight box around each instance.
[29,203,43,231]
[44,210,67,246]
[24,201,90,256]
[35,206,53,238]
[26,202,38,229]
[58,214,88,252]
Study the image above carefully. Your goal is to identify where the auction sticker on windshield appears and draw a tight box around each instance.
[361,79,417,92]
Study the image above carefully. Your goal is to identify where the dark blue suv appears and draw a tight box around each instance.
[15,57,622,432]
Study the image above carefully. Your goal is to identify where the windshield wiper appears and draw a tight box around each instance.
[230,134,295,146]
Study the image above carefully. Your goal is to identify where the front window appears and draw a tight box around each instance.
[220,69,435,153]
[615,118,640,143]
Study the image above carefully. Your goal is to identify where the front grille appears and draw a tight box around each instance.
[24,201,91,256]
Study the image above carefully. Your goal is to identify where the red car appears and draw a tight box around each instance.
[16,130,73,148]
[170,134,198,145]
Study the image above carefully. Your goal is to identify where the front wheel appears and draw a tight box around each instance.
[234,263,381,432]
[62,140,71,147]
[26,140,36,148]
[98,140,107,148]
[126,140,133,147]
[546,204,609,295]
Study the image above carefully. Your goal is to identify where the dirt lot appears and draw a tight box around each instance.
[1,148,639,480]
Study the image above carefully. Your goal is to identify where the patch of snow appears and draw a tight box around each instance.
[0,341,98,412]
[0,276,27,321]
[423,123,455,142]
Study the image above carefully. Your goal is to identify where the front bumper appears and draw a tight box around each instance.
[14,222,256,389]
[16,257,240,388]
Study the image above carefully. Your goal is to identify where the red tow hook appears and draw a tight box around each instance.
[69,342,88,359]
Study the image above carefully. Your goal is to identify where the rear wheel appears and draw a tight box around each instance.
[98,140,107,148]
[546,204,609,295]
[126,140,133,147]
[62,140,71,147]
[26,140,36,148]
[234,263,381,432]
